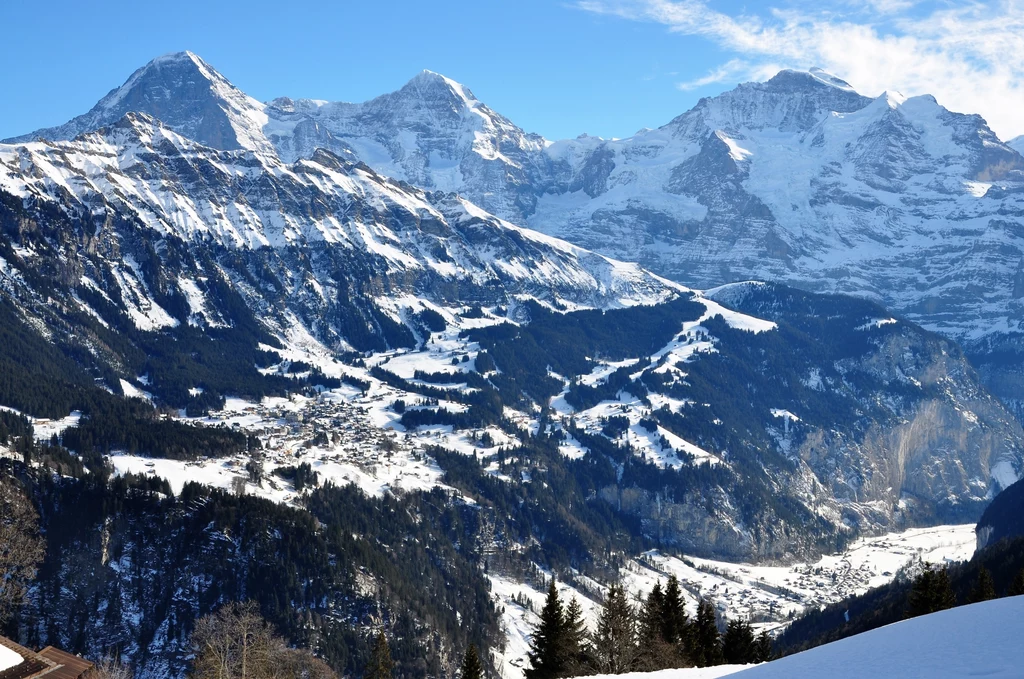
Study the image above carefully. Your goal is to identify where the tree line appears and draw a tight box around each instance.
[906,563,1024,618]
[525,576,772,679]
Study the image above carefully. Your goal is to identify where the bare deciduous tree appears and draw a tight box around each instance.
[0,476,45,625]
[88,656,134,679]
[273,648,338,679]
[190,601,336,679]
[191,601,272,679]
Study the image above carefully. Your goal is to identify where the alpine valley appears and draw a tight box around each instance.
[0,52,1022,679]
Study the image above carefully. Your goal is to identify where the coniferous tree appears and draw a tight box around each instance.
[563,597,592,677]
[935,567,957,611]
[906,566,956,618]
[637,584,673,671]
[753,631,773,664]
[591,583,640,674]
[638,582,664,644]
[661,576,688,647]
[461,644,484,679]
[721,619,756,665]
[1008,568,1024,597]
[526,582,566,679]
[906,566,939,617]
[363,630,394,679]
[968,567,997,604]
[689,599,722,667]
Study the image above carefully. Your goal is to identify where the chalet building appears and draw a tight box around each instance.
[0,636,93,679]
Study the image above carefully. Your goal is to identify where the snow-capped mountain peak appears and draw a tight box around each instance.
[670,68,872,136]
[400,69,480,107]
[879,90,908,108]
[7,50,274,157]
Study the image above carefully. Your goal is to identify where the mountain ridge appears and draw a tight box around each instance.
[15,53,1022,357]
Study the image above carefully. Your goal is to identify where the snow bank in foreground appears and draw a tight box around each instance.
[580,597,1024,679]
[582,667,751,679]
[738,596,1024,679]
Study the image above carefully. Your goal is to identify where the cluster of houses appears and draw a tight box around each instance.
[197,392,415,480]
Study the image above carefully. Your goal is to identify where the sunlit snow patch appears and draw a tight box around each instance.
[0,645,22,673]
[856,317,897,330]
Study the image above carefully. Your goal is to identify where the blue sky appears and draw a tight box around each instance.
[2,0,1021,142]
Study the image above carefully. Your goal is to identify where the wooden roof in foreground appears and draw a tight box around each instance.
[0,637,93,679]
[37,648,93,679]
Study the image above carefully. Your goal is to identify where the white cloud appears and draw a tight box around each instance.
[675,59,783,91]
[577,0,1024,141]
[675,59,747,91]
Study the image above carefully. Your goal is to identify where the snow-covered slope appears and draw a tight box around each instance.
[736,596,1024,678]
[529,71,1024,342]
[556,665,748,679]
[23,55,1013,412]
[0,111,677,339]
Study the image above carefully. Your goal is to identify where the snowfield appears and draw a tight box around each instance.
[580,667,750,679]
[735,596,1024,678]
